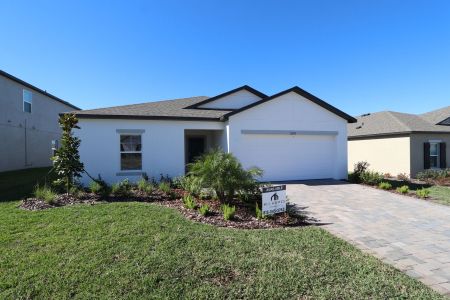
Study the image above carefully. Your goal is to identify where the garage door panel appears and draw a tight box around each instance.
[237,134,336,181]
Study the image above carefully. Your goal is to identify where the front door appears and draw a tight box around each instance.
[187,137,205,164]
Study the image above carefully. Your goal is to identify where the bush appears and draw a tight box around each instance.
[188,149,263,202]
[177,175,202,197]
[360,171,384,186]
[69,186,84,199]
[416,169,450,180]
[89,179,110,198]
[255,202,264,219]
[222,204,236,220]
[111,179,133,197]
[137,177,154,195]
[34,185,57,205]
[198,204,210,216]
[182,194,196,209]
[396,185,409,194]
[416,188,430,199]
[158,181,171,194]
[378,182,392,190]
[348,161,370,183]
[397,173,410,181]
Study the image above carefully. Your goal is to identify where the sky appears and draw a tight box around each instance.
[1,0,449,115]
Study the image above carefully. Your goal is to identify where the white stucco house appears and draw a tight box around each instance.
[72,86,356,185]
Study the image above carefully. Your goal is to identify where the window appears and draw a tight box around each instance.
[23,90,32,113]
[429,142,440,168]
[120,135,142,170]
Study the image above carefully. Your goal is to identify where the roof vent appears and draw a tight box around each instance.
[361,113,371,117]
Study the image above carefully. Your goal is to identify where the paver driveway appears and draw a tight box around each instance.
[287,181,450,295]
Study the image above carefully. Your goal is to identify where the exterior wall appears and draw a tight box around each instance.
[410,133,450,176]
[348,136,411,176]
[76,119,224,185]
[0,75,76,172]
[227,91,349,181]
[198,90,262,109]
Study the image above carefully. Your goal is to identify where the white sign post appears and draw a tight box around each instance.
[261,185,286,216]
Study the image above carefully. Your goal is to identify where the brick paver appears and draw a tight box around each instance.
[287,181,450,296]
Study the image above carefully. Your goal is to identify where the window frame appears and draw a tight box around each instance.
[119,134,143,171]
[23,89,32,113]
[429,141,441,169]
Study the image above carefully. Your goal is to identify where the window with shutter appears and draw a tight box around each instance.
[440,143,447,168]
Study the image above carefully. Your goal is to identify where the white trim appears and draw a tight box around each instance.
[241,129,338,136]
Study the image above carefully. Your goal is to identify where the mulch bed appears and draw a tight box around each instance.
[20,189,309,229]
[155,198,309,229]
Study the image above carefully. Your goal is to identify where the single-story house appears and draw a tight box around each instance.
[72,86,356,185]
[0,70,80,172]
[348,106,450,177]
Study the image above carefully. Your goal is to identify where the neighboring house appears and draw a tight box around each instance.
[73,86,356,185]
[348,107,450,177]
[0,70,80,172]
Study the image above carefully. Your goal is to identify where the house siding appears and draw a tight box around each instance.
[348,136,411,176]
[76,119,225,185]
[410,133,450,176]
[228,91,348,181]
[0,75,76,172]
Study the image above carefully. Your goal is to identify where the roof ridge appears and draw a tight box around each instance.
[385,111,413,131]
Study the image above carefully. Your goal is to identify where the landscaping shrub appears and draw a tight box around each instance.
[383,173,392,179]
[255,202,263,219]
[177,175,202,197]
[199,189,214,200]
[111,179,133,197]
[222,203,236,220]
[397,173,410,181]
[416,188,430,199]
[158,181,171,194]
[378,182,392,190]
[188,149,263,202]
[348,161,370,183]
[182,194,196,209]
[198,204,210,216]
[360,171,384,186]
[416,169,450,185]
[89,179,110,198]
[136,177,155,195]
[396,185,409,194]
[69,186,84,199]
[34,185,57,205]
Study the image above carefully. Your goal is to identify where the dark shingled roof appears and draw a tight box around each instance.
[73,96,232,121]
[348,106,450,138]
[73,86,357,123]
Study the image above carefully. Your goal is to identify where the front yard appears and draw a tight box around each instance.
[0,168,444,299]
[429,185,450,205]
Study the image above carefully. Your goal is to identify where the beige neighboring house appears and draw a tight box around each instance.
[0,70,80,172]
[348,106,450,177]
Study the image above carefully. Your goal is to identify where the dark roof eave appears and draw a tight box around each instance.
[348,131,450,140]
[223,86,357,123]
[0,70,80,110]
[72,113,223,122]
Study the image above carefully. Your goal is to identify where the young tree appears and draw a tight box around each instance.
[52,113,84,194]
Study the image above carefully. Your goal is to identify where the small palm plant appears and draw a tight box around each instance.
[188,149,262,202]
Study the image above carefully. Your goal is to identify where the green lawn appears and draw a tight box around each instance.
[0,168,444,299]
[429,185,450,205]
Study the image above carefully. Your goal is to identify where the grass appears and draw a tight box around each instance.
[429,186,450,205]
[0,167,55,202]
[0,203,443,298]
[0,168,444,299]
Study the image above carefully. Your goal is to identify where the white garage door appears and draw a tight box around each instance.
[237,131,337,182]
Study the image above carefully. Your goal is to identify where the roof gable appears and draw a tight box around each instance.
[223,86,357,123]
[185,85,267,110]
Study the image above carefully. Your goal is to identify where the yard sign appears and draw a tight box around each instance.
[261,185,286,215]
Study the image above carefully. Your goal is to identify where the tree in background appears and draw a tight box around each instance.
[52,113,84,194]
